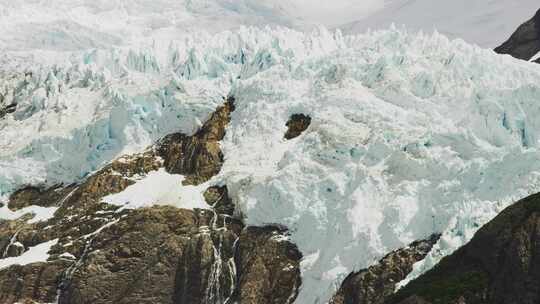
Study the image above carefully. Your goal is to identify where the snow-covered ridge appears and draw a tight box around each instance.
[3,26,540,303]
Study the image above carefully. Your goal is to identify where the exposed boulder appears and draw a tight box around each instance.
[284,114,311,140]
[330,234,440,304]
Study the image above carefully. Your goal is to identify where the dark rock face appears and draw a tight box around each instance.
[59,207,242,304]
[0,103,16,119]
[8,184,77,210]
[231,226,302,304]
[0,260,71,304]
[330,234,440,304]
[495,9,540,61]
[0,97,302,304]
[204,186,236,216]
[284,113,311,140]
[387,192,540,304]
[158,99,235,185]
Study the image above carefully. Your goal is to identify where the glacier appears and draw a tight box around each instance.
[2,25,540,304]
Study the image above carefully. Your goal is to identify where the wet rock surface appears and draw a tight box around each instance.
[8,184,77,210]
[284,113,311,140]
[230,226,302,304]
[387,192,540,304]
[59,207,242,304]
[0,97,302,304]
[495,9,540,61]
[0,260,71,304]
[158,99,235,185]
[330,234,440,304]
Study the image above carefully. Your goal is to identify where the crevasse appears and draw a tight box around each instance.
[3,26,540,303]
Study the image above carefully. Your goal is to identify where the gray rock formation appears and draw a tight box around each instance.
[495,9,540,62]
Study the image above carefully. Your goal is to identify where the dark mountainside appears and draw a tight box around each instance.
[495,9,540,62]
[385,192,540,304]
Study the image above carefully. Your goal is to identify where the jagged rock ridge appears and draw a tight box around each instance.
[495,8,540,62]
[0,98,302,304]
[385,192,540,304]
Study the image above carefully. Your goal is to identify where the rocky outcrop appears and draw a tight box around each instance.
[495,9,540,61]
[230,226,302,304]
[386,192,540,304]
[284,114,311,140]
[8,184,77,210]
[330,234,440,304]
[0,103,16,119]
[158,98,235,185]
[0,97,302,304]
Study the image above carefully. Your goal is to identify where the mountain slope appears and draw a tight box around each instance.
[495,9,540,62]
[387,191,540,304]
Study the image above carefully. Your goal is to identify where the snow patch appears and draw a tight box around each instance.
[0,239,58,270]
[102,168,208,210]
[0,205,58,224]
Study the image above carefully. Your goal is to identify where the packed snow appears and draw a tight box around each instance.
[3,20,540,304]
[0,205,58,224]
[0,239,58,270]
[102,168,208,210]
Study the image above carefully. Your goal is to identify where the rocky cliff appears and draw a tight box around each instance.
[330,234,440,304]
[0,99,302,304]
